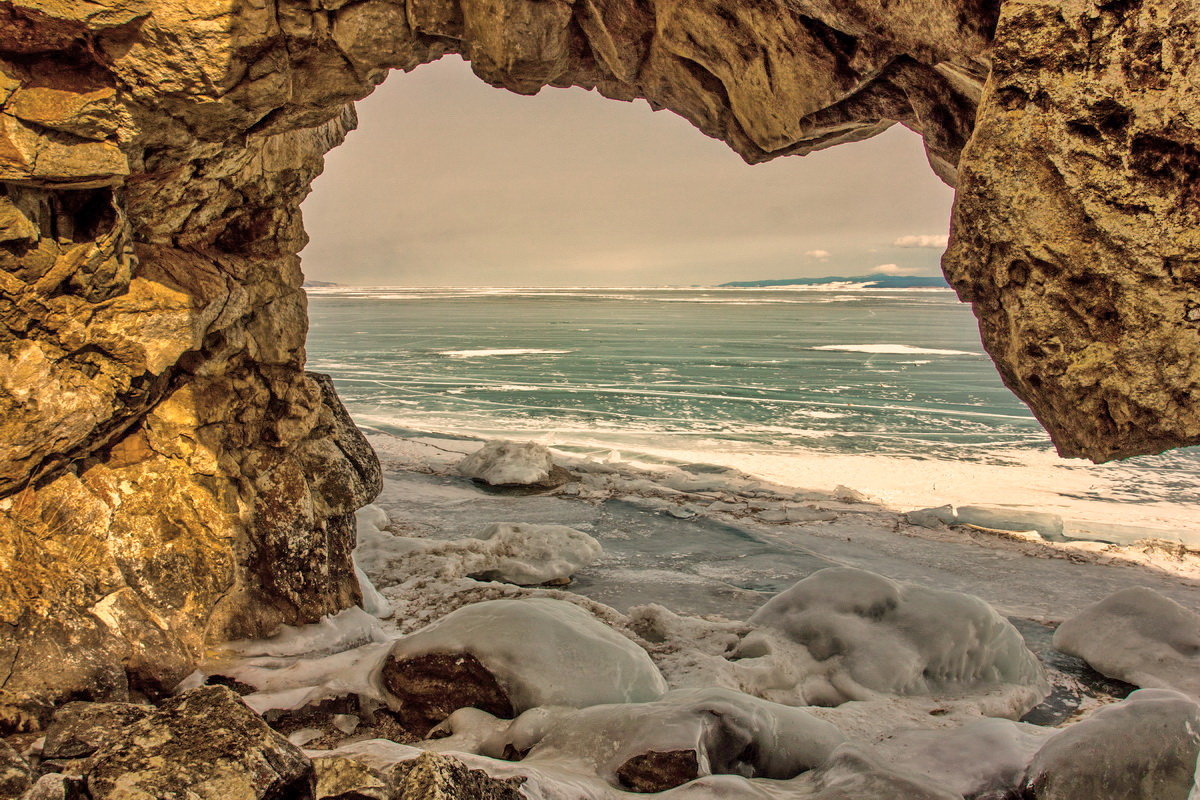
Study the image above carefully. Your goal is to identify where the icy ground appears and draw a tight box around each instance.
[194,432,1200,799]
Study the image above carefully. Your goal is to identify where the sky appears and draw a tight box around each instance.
[300,57,955,288]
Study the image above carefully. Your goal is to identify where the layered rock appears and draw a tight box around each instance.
[0,0,1196,715]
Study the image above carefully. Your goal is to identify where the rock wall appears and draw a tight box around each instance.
[0,0,1195,718]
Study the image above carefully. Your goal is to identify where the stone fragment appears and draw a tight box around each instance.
[312,756,387,800]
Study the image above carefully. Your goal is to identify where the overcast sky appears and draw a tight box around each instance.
[300,57,955,287]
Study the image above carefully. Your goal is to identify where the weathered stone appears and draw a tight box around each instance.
[385,752,524,800]
[84,686,315,800]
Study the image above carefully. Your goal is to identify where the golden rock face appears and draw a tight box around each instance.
[0,0,1195,716]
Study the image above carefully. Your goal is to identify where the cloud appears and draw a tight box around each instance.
[873,263,924,276]
[893,234,949,249]
[804,249,831,260]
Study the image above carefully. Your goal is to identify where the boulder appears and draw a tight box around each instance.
[84,686,314,800]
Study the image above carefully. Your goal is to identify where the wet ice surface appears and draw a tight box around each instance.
[370,452,1193,726]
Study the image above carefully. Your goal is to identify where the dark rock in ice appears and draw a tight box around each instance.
[386,752,524,800]
[265,695,415,748]
[380,651,514,737]
[0,739,31,798]
[84,686,314,800]
[616,749,700,793]
[312,757,387,800]
[1024,689,1200,800]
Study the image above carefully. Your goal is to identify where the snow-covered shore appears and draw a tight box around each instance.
[187,432,1200,799]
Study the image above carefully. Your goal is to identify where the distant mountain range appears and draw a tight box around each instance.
[719,273,951,289]
[302,280,341,288]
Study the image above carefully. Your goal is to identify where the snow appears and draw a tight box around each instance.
[458,439,564,485]
[1053,587,1200,700]
[1025,689,1200,800]
[383,597,668,713]
[734,568,1048,715]
[515,688,846,786]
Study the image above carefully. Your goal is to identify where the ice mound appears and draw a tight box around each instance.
[356,519,601,587]
[735,568,1048,712]
[875,717,1051,798]
[1023,689,1200,800]
[1053,586,1200,699]
[458,440,570,487]
[379,598,667,733]
[468,523,602,586]
[505,688,846,791]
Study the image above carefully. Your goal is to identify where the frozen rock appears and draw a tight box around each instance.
[1053,586,1200,700]
[1024,689,1200,800]
[84,686,314,800]
[518,687,847,791]
[457,440,571,488]
[469,523,602,585]
[380,598,666,734]
[737,568,1048,713]
[875,717,1052,798]
[0,739,31,798]
[904,505,957,529]
[956,505,1065,541]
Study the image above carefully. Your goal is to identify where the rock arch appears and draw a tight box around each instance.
[0,0,1196,717]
